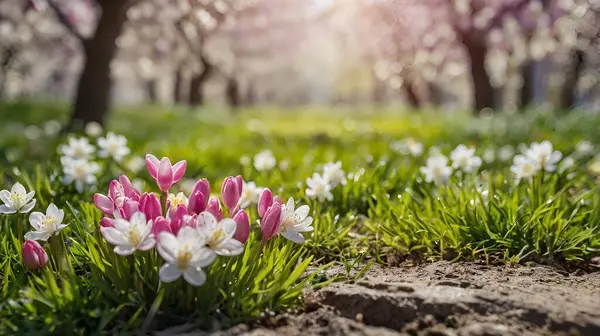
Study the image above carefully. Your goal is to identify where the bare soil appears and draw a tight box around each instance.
[158,261,600,336]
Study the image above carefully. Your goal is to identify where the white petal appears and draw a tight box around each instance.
[281,230,305,244]
[24,230,52,241]
[157,232,179,263]
[29,212,45,230]
[296,216,314,229]
[12,182,26,196]
[138,237,156,251]
[191,247,217,268]
[219,218,237,237]
[196,211,218,231]
[159,263,182,283]
[20,200,36,213]
[0,205,15,214]
[112,219,130,232]
[0,190,12,206]
[294,205,310,221]
[54,224,68,233]
[183,267,207,286]
[46,203,60,218]
[100,227,129,246]
[114,245,136,256]
[215,239,244,256]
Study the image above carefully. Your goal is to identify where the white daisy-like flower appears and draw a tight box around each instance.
[305,173,334,201]
[156,227,215,286]
[195,212,244,257]
[253,150,276,172]
[575,140,594,155]
[24,203,67,241]
[510,154,540,181]
[97,132,130,162]
[61,157,101,193]
[238,181,262,209]
[100,212,155,255]
[125,156,146,173]
[483,148,496,163]
[498,145,515,162]
[0,182,36,214]
[322,161,347,187]
[279,197,314,243]
[420,155,453,186]
[524,141,562,172]
[450,145,482,173]
[390,138,424,156]
[558,156,575,174]
[58,136,95,160]
[84,121,103,137]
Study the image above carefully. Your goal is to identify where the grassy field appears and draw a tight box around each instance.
[1,101,599,334]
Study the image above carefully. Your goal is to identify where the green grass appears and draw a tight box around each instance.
[1,101,600,334]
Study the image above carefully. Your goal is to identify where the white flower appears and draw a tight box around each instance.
[24,203,67,241]
[510,154,540,181]
[24,125,41,140]
[125,156,145,173]
[450,145,482,173]
[470,187,490,206]
[97,132,130,162]
[420,155,453,186]
[390,138,423,156]
[305,173,333,201]
[168,192,188,211]
[253,150,276,172]
[524,141,562,172]
[43,120,62,136]
[483,148,496,163]
[156,227,215,286]
[575,140,594,155]
[238,181,262,209]
[84,121,103,137]
[239,155,250,166]
[0,182,36,214]
[558,156,575,174]
[498,145,515,162]
[322,161,347,187]
[279,197,314,244]
[100,212,155,255]
[58,136,95,160]
[196,212,244,257]
[61,157,101,193]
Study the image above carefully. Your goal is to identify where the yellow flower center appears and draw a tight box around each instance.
[127,228,141,247]
[177,247,193,270]
[43,216,56,230]
[280,216,296,233]
[10,192,24,207]
[206,228,224,249]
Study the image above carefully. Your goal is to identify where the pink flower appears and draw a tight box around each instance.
[94,175,140,215]
[257,188,273,217]
[152,216,172,239]
[233,209,250,244]
[206,197,223,221]
[261,203,281,240]
[188,179,210,214]
[169,204,189,235]
[145,154,187,192]
[122,199,140,220]
[100,217,113,228]
[22,240,48,270]
[221,176,242,211]
[139,192,162,221]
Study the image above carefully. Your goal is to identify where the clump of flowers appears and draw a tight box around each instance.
[93,153,313,286]
[420,155,453,186]
[390,138,424,157]
[256,188,314,244]
[450,145,482,173]
[254,150,276,172]
[305,161,347,202]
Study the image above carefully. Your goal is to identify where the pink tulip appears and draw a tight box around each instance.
[94,193,114,215]
[169,204,189,235]
[94,175,140,215]
[188,179,210,214]
[145,154,187,192]
[233,209,250,244]
[123,200,139,219]
[152,216,172,239]
[221,176,241,211]
[100,217,113,228]
[206,197,223,221]
[261,203,281,240]
[257,188,273,217]
[139,192,162,221]
[22,240,48,270]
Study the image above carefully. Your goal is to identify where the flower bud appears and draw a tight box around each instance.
[22,240,48,270]
[139,192,162,221]
[261,203,281,240]
[257,188,273,217]
[221,176,241,211]
[206,197,223,221]
[93,193,115,215]
[100,217,113,227]
[152,216,172,239]
[233,209,250,244]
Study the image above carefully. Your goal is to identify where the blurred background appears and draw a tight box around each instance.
[0,0,599,126]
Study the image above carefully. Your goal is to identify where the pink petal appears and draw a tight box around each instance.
[172,160,187,183]
[145,154,160,179]
[157,157,174,192]
[94,193,115,215]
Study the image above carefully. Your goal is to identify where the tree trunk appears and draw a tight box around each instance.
[173,65,184,103]
[226,76,241,108]
[559,49,584,110]
[461,34,495,113]
[188,57,214,107]
[519,61,534,111]
[146,79,157,103]
[69,1,128,129]
[403,80,421,109]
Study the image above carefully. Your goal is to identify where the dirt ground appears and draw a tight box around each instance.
[158,261,600,336]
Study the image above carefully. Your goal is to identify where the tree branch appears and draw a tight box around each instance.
[46,0,87,43]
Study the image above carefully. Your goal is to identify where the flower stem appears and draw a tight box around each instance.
[160,192,168,216]
[17,214,24,245]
